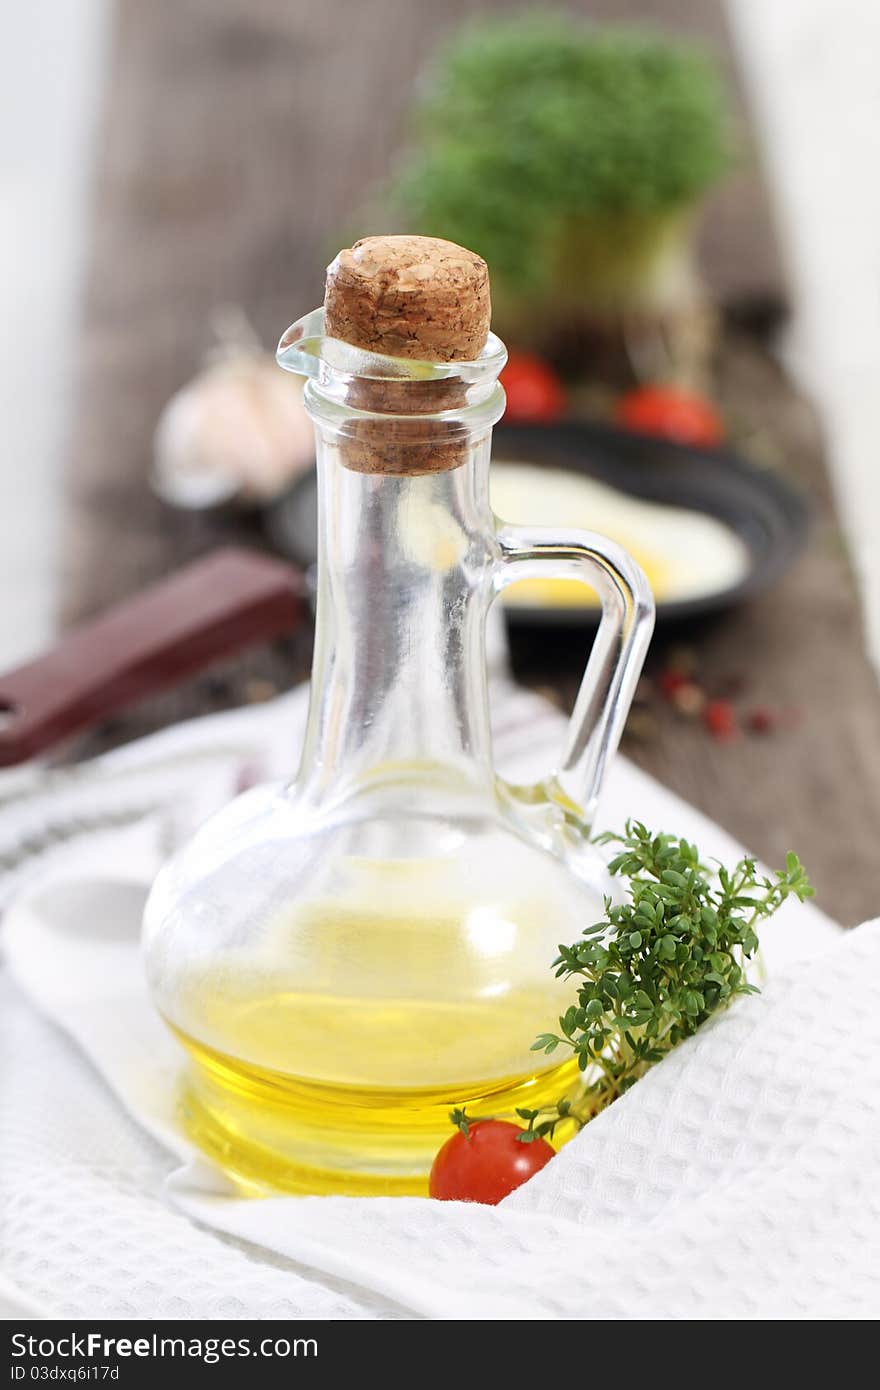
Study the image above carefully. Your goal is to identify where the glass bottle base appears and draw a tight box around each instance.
[173,1028,582,1197]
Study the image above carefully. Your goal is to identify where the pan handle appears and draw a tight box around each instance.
[0,548,304,767]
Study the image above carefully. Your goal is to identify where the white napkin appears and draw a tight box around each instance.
[5,683,871,1321]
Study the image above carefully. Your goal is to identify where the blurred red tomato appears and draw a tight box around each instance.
[501,353,565,422]
[616,384,724,448]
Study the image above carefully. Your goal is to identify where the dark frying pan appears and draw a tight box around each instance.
[266,421,810,628]
[0,427,808,765]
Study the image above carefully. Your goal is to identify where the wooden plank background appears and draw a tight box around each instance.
[62,0,880,924]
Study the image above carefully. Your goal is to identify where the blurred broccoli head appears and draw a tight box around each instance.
[394,15,731,294]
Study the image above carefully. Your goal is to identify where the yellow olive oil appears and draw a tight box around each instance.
[166,864,586,1194]
[173,1015,580,1196]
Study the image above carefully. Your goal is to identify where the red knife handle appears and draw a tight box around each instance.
[0,547,303,766]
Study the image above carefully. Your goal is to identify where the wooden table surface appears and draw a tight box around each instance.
[62,0,880,925]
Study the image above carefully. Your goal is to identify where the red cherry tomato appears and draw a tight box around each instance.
[501,353,565,422]
[429,1120,555,1204]
[616,384,724,448]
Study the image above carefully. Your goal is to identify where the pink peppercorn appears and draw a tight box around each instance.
[703,699,738,741]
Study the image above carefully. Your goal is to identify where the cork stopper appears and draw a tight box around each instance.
[323,236,492,475]
[325,235,491,362]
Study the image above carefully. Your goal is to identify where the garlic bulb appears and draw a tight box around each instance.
[153,353,314,508]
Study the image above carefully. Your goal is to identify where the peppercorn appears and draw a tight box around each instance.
[703,699,738,741]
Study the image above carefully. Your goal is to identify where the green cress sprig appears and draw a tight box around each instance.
[450,823,812,1145]
[528,822,813,1127]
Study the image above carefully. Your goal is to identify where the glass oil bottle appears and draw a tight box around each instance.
[143,237,654,1194]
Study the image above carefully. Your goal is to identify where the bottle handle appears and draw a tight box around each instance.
[493,523,655,827]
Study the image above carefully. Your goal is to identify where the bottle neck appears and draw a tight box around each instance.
[296,428,497,806]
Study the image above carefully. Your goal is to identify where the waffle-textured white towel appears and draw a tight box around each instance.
[3,684,868,1321]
